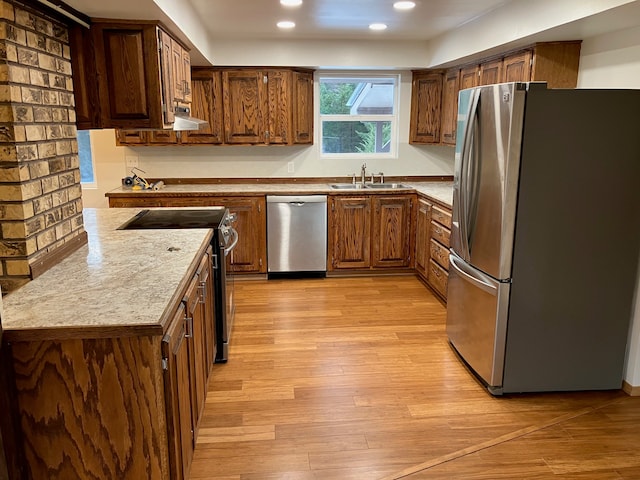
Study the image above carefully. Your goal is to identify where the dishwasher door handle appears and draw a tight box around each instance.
[289,202,306,206]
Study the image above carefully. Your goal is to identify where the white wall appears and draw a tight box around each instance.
[576,25,640,389]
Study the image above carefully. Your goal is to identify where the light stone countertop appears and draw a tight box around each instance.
[1,208,212,339]
[107,181,454,207]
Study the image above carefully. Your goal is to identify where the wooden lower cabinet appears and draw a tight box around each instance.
[108,195,267,275]
[329,194,415,271]
[4,247,215,480]
[415,196,452,302]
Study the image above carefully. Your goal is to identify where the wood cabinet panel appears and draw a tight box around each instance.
[430,238,450,270]
[163,303,193,480]
[415,198,431,278]
[329,196,372,269]
[223,197,266,274]
[431,205,452,228]
[440,69,460,145]
[222,70,266,144]
[148,129,179,144]
[479,58,503,86]
[266,70,291,145]
[9,336,169,479]
[292,70,314,144]
[459,65,479,90]
[503,50,532,83]
[427,259,448,298]
[116,129,148,145]
[372,195,413,268]
[430,220,451,246]
[183,69,224,145]
[69,25,101,130]
[409,71,443,144]
[531,41,581,88]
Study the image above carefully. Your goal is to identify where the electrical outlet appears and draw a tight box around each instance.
[125,155,138,168]
[287,161,294,173]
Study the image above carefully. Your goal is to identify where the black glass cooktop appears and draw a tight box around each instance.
[118,208,227,230]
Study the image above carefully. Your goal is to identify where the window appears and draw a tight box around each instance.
[319,74,398,158]
[77,130,95,186]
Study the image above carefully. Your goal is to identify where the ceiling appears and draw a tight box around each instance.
[62,0,510,41]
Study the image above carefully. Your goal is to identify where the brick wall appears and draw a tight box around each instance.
[0,0,85,293]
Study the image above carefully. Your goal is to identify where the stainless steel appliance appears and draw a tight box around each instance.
[119,208,238,362]
[266,195,327,278]
[447,82,640,395]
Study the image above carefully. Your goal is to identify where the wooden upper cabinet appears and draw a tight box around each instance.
[479,58,503,86]
[222,68,313,145]
[77,20,190,130]
[266,70,292,145]
[409,41,581,146]
[440,69,460,145]
[530,41,581,88]
[222,70,266,144]
[409,71,443,144]
[183,69,224,144]
[503,50,532,83]
[459,65,479,90]
[292,70,314,144]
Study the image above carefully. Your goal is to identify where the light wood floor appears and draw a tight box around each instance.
[190,276,640,479]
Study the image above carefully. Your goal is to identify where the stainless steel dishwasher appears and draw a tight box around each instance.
[266,195,327,278]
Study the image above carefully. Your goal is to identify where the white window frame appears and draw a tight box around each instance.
[318,72,400,160]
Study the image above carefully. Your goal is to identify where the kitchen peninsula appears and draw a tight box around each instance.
[1,208,215,479]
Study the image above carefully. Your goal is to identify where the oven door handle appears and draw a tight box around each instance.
[224,227,239,257]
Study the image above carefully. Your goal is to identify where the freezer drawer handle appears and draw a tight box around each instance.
[449,254,497,296]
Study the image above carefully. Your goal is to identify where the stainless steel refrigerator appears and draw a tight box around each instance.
[446,82,640,395]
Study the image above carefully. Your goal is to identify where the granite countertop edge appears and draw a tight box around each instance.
[106,181,454,207]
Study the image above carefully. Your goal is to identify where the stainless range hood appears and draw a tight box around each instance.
[173,106,208,131]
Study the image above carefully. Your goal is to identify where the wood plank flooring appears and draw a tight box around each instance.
[189,276,640,479]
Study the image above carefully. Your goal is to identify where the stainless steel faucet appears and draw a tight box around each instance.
[360,162,367,186]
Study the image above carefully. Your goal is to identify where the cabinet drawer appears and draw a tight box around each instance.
[430,239,450,270]
[427,259,448,299]
[432,205,452,228]
[430,221,451,247]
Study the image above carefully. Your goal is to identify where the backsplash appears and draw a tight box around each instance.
[0,0,85,293]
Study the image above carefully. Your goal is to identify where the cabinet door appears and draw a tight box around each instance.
[503,50,532,83]
[372,195,414,268]
[292,70,314,144]
[409,71,443,144]
[415,198,432,278]
[171,37,186,103]
[162,303,194,480]
[92,22,166,129]
[159,28,175,124]
[182,48,192,103]
[69,25,101,129]
[115,129,148,145]
[183,274,207,439]
[148,129,179,144]
[459,65,479,90]
[222,70,266,144]
[440,69,460,145]
[266,70,291,145]
[198,248,216,372]
[329,196,371,269]
[224,197,267,274]
[479,58,503,85]
[183,69,224,144]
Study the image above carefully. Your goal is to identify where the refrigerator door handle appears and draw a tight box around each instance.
[458,89,481,260]
[449,253,498,296]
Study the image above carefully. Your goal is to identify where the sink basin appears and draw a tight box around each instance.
[330,183,366,189]
[365,183,411,189]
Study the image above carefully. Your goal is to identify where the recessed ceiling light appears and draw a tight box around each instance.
[369,23,388,31]
[393,1,416,10]
[277,20,296,29]
[280,0,302,6]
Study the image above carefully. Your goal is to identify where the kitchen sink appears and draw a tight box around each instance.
[365,183,411,189]
[330,183,367,189]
